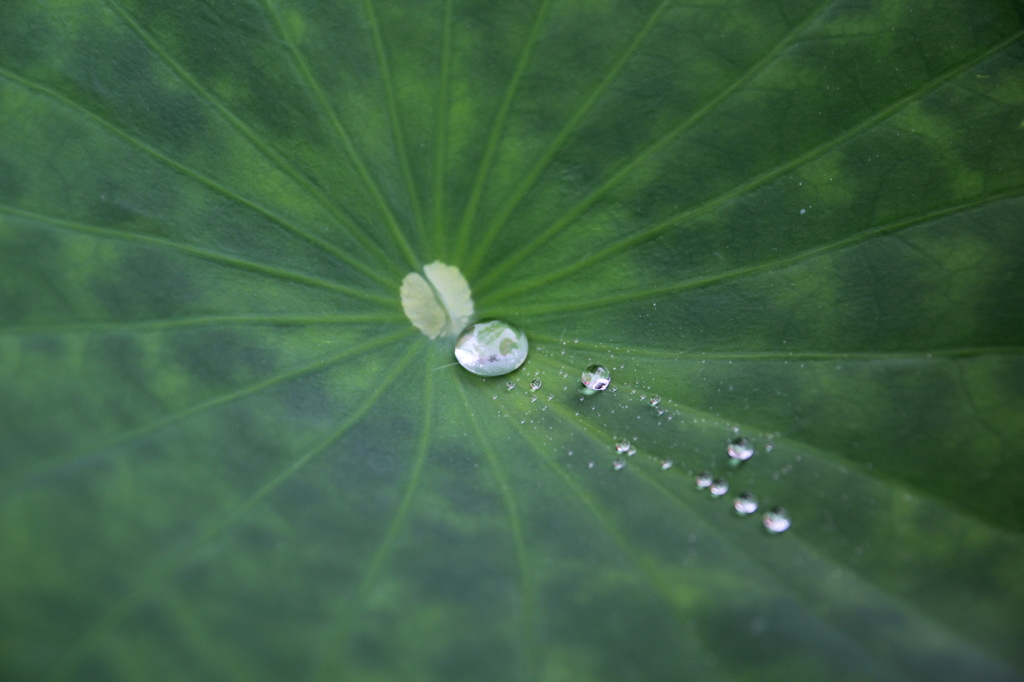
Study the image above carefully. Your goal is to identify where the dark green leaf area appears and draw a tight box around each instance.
[1,0,1023,681]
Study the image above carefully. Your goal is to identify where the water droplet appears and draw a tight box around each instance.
[765,443,774,453]
[454,320,529,377]
[727,437,754,461]
[506,380,516,391]
[626,445,637,457]
[733,492,759,515]
[649,394,661,406]
[546,394,554,401]
[660,459,673,470]
[709,478,729,496]
[612,459,626,471]
[615,438,631,453]
[530,395,537,403]
[695,471,713,488]
[530,378,542,391]
[581,364,611,391]
[588,461,595,469]
[763,507,791,533]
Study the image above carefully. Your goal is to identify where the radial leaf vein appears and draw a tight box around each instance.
[527,334,1024,362]
[451,0,554,262]
[313,354,435,682]
[0,204,398,304]
[1,329,417,500]
[633,460,1006,677]
[503,403,718,674]
[0,313,404,337]
[465,0,675,276]
[259,0,421,271]
[101,0,405,277]
[473,0,836,291]
[459,380,538,681]
[0,66,399,288]
[432,0,455,259]
[505,376,983,678]
[481,30,1024,301]
[361,0,429,265]
[528,350,1018,533]
[488,185,1024,314]
[43,343,424,682]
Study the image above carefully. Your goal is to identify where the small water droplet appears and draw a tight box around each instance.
[709,478,729,496]
[506,381,516,391]
[546,394,554,401]
[727,437,754,461]
[530,395,537,403]
[733,492,759,515]
[660,459,673,470]
[626,445,637,457]
[454,320,529,377]
[765,443,774,453]
[615,438,631,453]
[649,394,661,406]
[695,471,713,488]
[588,461,595,469]
[530,378,542,391]
[763,507,791,533]
[612,459,626,471]
[581,364,611,391]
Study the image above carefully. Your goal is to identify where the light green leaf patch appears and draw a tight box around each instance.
[400,261,474,338]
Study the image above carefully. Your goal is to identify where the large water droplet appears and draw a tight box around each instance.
[695,471,713,488]
[763,507,791,533]
[709,478,729,497]
[454,320,529,377]
[733,492,759,515]
[727,437,754,461]
[581,364,611,391]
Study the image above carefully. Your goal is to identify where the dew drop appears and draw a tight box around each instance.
[709,478,729,497]
[733,492,759,515]
[649,394,661,406]
[695,471,713,488]
[612,459,626,471]
[765,443,774,453]
[529,378,542,390]
[454,319,528,377]
[763,507,792,533]
[506,381,516,391]
[581,364,611,391]
[626,445,637,457]
[660,459,673,470]
[615,438,631,454]
[546,394,554,401]
[727,437,754,461]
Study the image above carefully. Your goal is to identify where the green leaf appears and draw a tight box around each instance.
[2,0,1023,680]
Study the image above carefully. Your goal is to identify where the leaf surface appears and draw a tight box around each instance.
[1,0,1023,680]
